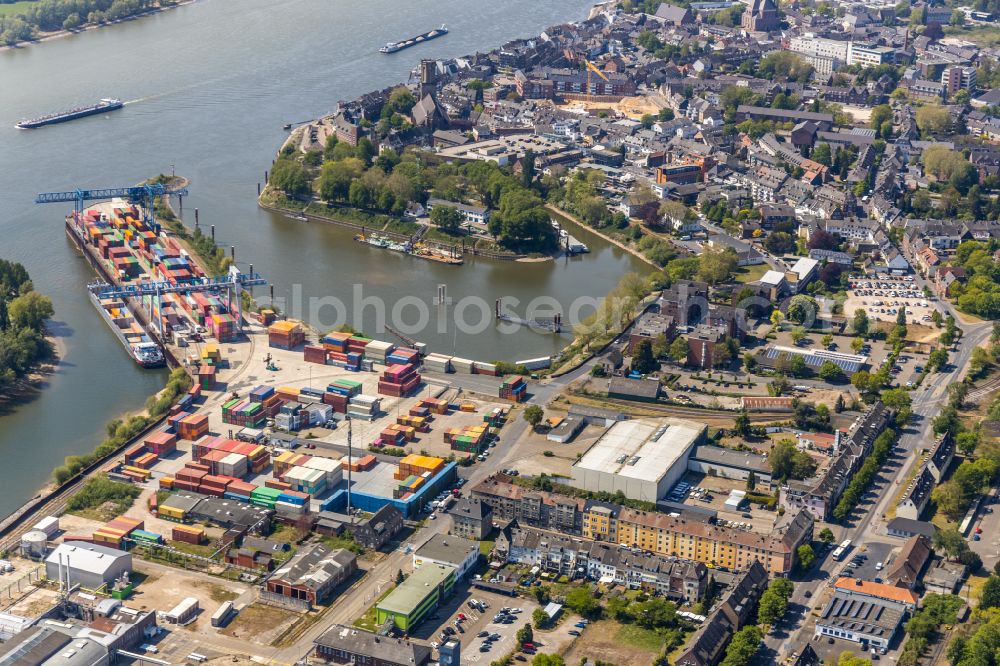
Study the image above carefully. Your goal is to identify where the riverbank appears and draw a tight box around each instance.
[0,0,197,52]
[546,204,661,270]
[0,333,61,414]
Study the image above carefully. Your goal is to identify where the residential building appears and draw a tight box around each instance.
[314,625,432,665]
[413,534,480,579]
[884,535,931,590]
[896,466,936,521]
[886,517,936,539]
[426,198,489,226]
[675,562,768,666]
[450,498,493,540]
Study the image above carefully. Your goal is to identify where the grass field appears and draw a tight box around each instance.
[945,25,1000,47]
[734,262,770,284]
[0,2,36,17]
[562,619,666,666]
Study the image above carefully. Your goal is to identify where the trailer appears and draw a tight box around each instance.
[210,600,235,627]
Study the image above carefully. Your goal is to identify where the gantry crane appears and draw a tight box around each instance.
[35,182,189,233]
[584,59,610,101]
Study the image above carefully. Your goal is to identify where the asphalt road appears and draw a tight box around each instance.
[756,290,994,664]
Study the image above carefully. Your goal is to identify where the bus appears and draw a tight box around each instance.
[831,539,852,561]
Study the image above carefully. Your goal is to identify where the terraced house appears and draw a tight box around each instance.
[472,476,813,575]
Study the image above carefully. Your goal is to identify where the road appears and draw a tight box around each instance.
[756,293,994,663]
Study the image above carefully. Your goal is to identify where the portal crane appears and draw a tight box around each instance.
[36,183,189,233]
[584,59,610,101]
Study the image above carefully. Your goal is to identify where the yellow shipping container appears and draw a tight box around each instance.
[158,506,186,520]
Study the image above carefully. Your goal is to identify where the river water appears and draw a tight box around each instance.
[0,0,651,517]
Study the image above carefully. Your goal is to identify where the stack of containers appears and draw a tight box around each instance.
[268,321,305,349]
[483,407,508,426]
[266,478,291,491]
[389,423,417,441]
[298,387,324,403]
[145,431,177,456]
[199,475,232,497]
[176,413,210,441]
[451,357,475,374]
[273,451,312,477]
[363,340,395,364]
[210,313,237,342]
[258,310,277,325]
[408,405,431,419]
[250,386,283,417]
[131,529,163,545]
[159,477,175,490]
[198,365,217,391]
[379,428,407,446]
[342,454,377,472]
[419,398,449,415]
[275,489,309,517]
[222,399,266,428]
[347,395,381,420]
[276,386,300,402]
[132,452,159,469]
[250,486,281,508]
[500,376,528,403]
[218,452,249,478]
[192,435,224,462]
[225,480,257,501]
[172,525,206,545]
[200,450,230,476]
[346,336,371,357]
[124,443,146,464]
[320,331,351,353]
[377,364,421,397]
[121,466,151,482]
[395,454,445,480]
[386,347,420,366]
[394,474,424,499]
[303,457,343,488]
[397,414,429,432]
[283,466,326,495]
[446,424,488,453]
[94,517,143,549]
[175,467,208,493]
[303,344,327,364]
[201,344,222,365]
[423,353,453,373]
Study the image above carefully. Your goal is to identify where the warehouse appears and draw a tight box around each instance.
[687,445,773,488]
[376,563,456,632]
[569,418,706,502]
[266,545,358,606]
[45,541,132,591]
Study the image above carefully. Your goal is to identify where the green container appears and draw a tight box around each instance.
[251,487,281,500]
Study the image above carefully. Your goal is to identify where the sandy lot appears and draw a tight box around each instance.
[129,562,249,629]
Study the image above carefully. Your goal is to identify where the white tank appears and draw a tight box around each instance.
[20,530,48,559]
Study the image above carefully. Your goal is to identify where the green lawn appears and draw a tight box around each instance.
[0,2,36,17]
[615,623,669,652]
[944,24,1000,47]
[734,262,770,284]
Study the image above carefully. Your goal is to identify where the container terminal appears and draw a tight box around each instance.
[378,24,448,53]
[15,98,123,129]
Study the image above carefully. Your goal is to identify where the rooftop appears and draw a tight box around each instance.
[377,564,456,616]
[833,577,919,607]
[572,418,705,485]
[46,542,131,576]
[414,534,478,567]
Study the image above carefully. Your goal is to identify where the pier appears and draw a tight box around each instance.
[495,299,563,333]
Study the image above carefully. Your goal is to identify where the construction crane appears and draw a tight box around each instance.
[584,59,610,101]
[35,183,188,233]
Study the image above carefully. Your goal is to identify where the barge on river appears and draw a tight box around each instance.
[379,25,448,53]
[16,98,123,129]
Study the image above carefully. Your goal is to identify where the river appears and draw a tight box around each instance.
[0,0,652,518]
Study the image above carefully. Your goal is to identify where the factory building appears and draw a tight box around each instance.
[45,541,132,591]
[569,418,706,502]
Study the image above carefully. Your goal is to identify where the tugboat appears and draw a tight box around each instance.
[16,98,123,129]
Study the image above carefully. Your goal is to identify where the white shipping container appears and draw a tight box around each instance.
[164,597,199,625]
[32,516,60,539]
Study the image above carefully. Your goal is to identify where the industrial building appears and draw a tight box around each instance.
[45,541,132,591]
[314,625,432,665]
[413,534,480,579]
[569,418,706,502]
[266,545,357,606]
[376,563,456,632]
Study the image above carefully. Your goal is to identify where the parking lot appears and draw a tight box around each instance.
[844,276,939,326]
[408,587,539,663]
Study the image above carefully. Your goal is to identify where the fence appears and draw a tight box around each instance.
[258,589,311,612]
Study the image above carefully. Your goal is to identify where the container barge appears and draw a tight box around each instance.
[65,201,244,367]
[89,288,165,368]
[16,98,123,129]
[379,25,448,53]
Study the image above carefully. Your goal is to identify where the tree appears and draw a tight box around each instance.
[720,625,762,666]
[770,440,817,481]
[531,655,565,666]
[791,327,807,346]
[734,410,751,438]
[819,360,843,382]
[757,578,794,627]
[881,388,913,425]
[523,405,544,429]
[788,354,808,378]
[821,334,833,348]
[765,231,795,255]
[852,309,870,336]
[835,394,845,413]
[669,336,689,365]
[430,205,464,233]
[933,527,970,559]
[698,247,738,285]
[269,157,310,197]
[631,339,659,374]
[916,105,951,135]
[851,336,865,353]
[516,623,534,644]
[788,295,818,324]
[819,527,836,543]
[532,607,548,628]
[797,544,816,569]
[564,586,601,619]
[981,575,1000,610]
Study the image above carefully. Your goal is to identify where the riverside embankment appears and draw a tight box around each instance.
[0,0,631,519]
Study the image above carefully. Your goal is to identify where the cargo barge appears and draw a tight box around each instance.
[379,25,447,53]
[89,288,165,368]
[355,233,462,265]
[16,98,123,129]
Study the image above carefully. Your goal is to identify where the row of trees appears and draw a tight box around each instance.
[1,0,162,45]
[946,240,1000,319]
[0,259,54,391]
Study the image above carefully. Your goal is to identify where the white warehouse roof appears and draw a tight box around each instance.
[45,541,131,576]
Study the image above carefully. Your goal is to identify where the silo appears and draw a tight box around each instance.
[20,530,48,559]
